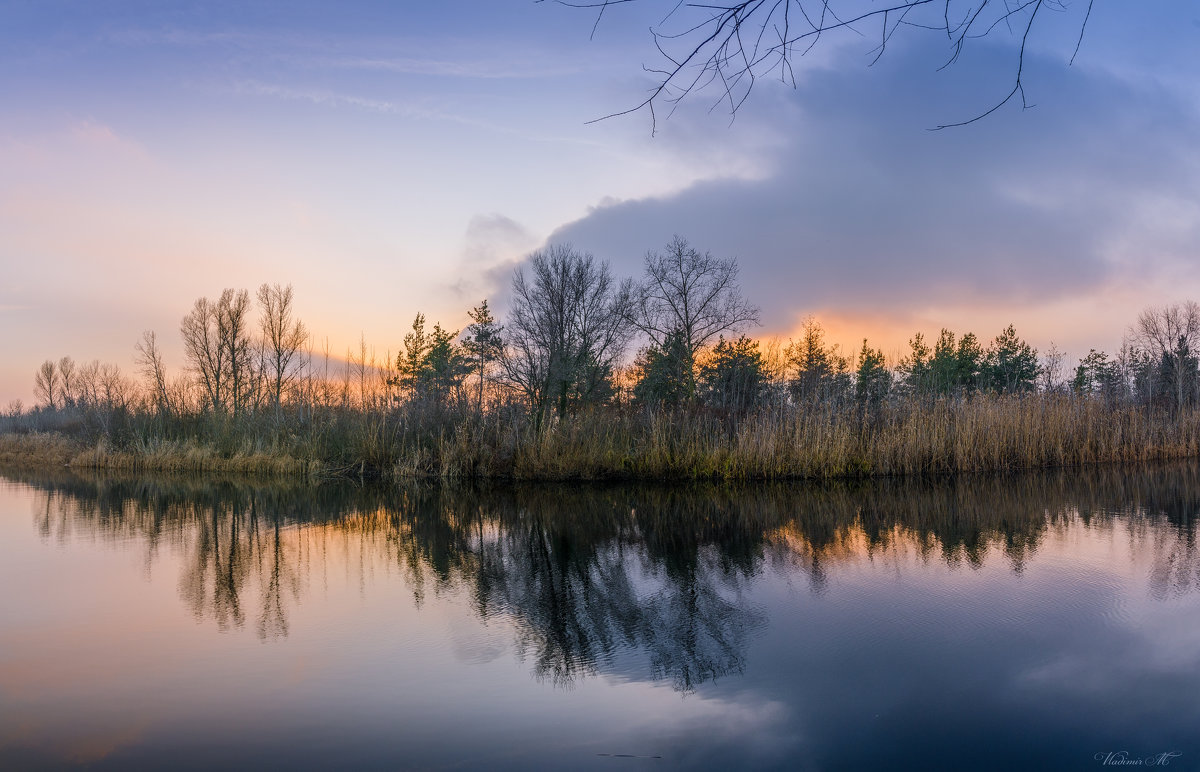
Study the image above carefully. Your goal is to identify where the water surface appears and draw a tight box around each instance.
[1,465,1198,770]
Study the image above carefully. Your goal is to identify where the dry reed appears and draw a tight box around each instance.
[3,394,1200,481]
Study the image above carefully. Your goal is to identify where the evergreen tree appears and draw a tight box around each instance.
[395,313,430,397]
[699,336,767,411]
[633,329,694,406]
[1156,335,1200,411]
[854,339,891,408]
[462,300,504,411]
[984,324,1040,394]
[786,317,850,404]
[955,332,984,394]
[1071,349,1122,399]
[929,329,958,395]
[424,323,468,407]
[897,332,932,396]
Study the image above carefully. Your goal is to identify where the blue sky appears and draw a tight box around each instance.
[3,1,1199,402]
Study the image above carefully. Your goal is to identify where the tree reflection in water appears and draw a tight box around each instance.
[11,462,1200,691]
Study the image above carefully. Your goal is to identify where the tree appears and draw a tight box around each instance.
[462,300,505,412]
[217,288,256,415]
[1130,302,1200,413]
[854,340,891,409]
[786,317,848,404]
[181,289,256,414]
[135,330,171,417]
[929,329,959,395]
[181,296,227,412]
[554,0,1096,130]
[504,245,635,425]
[630,236,760,397]
[928,329,983,395]
[423,322,469,407]
[257,283,307,413]
[955,332,985,394]
[1071,349,1121,400]
[57,356,77,409]
[1041,341,1067,393]
[632,328,694,407]
[698,335,767,411]
[33,360,59,410]
[1156,336,1199,412]
[897,332,932,396]
[395,313,432,400]
[984,324,1040,394]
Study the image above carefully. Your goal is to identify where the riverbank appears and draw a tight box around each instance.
[5,395,1200,481]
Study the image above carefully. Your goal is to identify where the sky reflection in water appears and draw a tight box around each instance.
[1,465,1198,770]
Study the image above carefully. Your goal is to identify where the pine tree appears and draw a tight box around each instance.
[462,300,504,411]
[898,332,932,396]
[855,339,890,408]
[633,329,694,406]
[699,335,767,410]
[983,324,1040,393]
[394,313,431,400]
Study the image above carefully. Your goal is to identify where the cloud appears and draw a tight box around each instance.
[543,41,1200,342]
[449,214,539,307]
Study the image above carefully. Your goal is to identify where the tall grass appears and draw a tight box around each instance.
[3,393,1200,481]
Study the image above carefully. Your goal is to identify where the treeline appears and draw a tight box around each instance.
[8,238,1200,479]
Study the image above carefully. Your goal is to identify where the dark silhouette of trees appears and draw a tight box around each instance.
[630,236,760,398]
[698,335,768,410]
[895,324,1038,398]
[854,340,890,409]
[984,324,1040,393]
[786,317,849,404]
[504,244,635,425]
[1071,349,1120,400]
[394,314,468,407]
[1131,303,1200,413]
[897,332,933,396]
[462,300,505,412]
[920,329,984,396]
[632,329,694,407]
[424,322,468,407]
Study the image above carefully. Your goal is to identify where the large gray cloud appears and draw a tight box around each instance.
[544,41,1200,331]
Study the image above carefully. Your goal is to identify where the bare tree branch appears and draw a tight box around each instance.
[549,0,1096,132]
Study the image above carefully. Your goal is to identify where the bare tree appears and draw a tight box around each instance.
[217,288,255,415]
[1040,341,1066,393]
[181,289,256,414]
[76,360,101,408]
[551,0,1096,130]
[257,283,308,412]
[181,296,226,412]
[33,360,59,410]
[504,244,635,424]
[135,330,172,417]
[96,362,130,411]
[58,356,77,408]
[632,235,759,395]
[1131,302,1200,413]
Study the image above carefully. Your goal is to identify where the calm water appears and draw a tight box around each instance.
[1,466,1198,771]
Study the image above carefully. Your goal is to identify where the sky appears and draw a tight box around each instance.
[3,1,1200,404]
